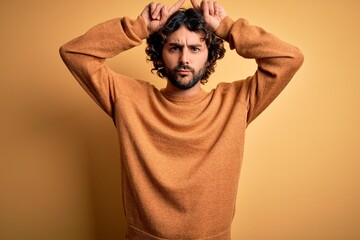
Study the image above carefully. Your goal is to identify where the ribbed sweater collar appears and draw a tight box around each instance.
[160,88,208,103]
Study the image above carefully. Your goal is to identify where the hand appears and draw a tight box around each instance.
[141,0,185,34]
[190,0,227,30]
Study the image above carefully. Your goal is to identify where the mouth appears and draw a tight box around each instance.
[173,65,194,78]
[177,70,191,73]
[175,64,193,71]
[176,70,192,78]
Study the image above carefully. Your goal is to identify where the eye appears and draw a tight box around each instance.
[170,46,180,51]
[191,47,201,52]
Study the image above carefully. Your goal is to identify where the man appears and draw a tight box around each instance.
[60,0,303,239]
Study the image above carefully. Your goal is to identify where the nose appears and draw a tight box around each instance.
[179,49,189,65]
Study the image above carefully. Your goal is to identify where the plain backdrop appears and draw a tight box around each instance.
[1,0,359,239]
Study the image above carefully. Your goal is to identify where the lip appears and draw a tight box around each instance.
[176,70,191,73]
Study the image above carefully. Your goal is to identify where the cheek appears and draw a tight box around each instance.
[197,53,209,68]
[201,49,209,63]
[162,53,177,68]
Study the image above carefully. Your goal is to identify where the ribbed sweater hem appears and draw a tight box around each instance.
[126,225,231,240]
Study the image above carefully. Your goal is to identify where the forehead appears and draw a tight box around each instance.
[165,25,206,45]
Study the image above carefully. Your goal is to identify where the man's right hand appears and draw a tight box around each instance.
[140,0,185,34]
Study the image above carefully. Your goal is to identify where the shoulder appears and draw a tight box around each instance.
[112,72,159,100]
[209,79,250,106]
[213,80,245,94]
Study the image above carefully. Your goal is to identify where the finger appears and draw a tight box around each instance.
[169,0,185,14]
[202,0,209,16]
[214,1,219,16]
[208,0,215,16]
[152,3,164,20]
[160,5,168,19]
[190,0,201,11]
[150,2,157,17]
[215,1,227,19]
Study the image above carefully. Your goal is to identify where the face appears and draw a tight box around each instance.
[162,25,209,90]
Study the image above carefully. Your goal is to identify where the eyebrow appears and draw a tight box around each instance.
[167,43,204,48]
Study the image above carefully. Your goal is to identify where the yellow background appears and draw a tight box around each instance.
[1,0,359,239]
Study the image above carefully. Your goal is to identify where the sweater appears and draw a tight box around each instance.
[60,14,303,240]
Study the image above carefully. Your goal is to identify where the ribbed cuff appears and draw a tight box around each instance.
[215,16,234,41]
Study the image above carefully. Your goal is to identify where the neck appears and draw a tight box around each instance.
[164,81,203,97]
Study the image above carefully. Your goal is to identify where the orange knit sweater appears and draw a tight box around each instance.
[60,14,303,240]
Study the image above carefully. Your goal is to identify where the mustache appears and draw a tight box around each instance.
[175,64,194,72]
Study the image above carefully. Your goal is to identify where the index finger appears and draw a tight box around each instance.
[169,0,185,14]
[190,0,201,11]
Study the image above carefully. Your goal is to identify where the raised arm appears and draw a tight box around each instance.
[192,0,304,124]
[59,0,185,116]
[59,16,148,116]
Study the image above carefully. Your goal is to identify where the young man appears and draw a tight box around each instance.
[60,0,303,239]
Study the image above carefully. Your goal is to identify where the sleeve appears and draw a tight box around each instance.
[215,17,304,125]
[59,16,149,117]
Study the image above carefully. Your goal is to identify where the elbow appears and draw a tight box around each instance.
[59,44,69,63]
[59,43,76,68]
[292,47,304,71]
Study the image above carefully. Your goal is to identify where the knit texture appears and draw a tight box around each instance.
[60,14,303,240]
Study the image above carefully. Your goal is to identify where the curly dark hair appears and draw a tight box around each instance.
[145,8,226,84]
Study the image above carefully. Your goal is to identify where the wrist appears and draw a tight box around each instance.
[137,15,151,38]
[215,16,234,41]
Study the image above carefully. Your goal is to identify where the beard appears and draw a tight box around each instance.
[164,64,207,90]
